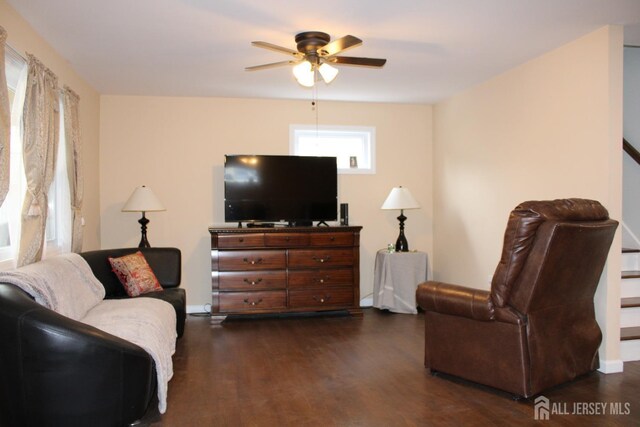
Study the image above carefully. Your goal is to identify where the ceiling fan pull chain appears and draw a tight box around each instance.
[313,84,320,135]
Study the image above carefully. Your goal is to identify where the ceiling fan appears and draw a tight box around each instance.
[246,31,387,87]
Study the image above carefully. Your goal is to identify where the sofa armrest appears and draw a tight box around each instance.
[0,284,154,426]
[416,281,495,321]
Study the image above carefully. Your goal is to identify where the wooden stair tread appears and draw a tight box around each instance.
[622,297,640,308]
[623,247,640,253]
[621,327,640,341]
[622,271,640,279]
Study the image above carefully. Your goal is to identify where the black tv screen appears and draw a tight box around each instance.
[224,155,338,224]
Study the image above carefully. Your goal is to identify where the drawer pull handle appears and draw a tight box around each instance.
[243,298,263,306]
[238,238,244,242]
[316,276,331,284]
[313,295,331,304]
[312,256,331,263]
[243,278,263,285]
[330,236,335,241]
[243,257,263,265]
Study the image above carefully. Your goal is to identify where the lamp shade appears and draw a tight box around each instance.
[122,186,165,212]
[381,187,420,210]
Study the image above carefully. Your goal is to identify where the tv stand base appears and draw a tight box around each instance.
[210,315,226,325]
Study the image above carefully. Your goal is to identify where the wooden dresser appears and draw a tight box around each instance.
[209,226,362,323]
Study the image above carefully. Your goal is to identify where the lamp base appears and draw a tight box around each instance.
[395,211,409,252]
[138,213,151,248]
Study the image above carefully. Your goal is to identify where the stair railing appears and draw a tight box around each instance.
[623,138,640,165]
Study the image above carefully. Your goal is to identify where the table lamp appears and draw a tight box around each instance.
[122,185,165,248]
[381,186,420,252]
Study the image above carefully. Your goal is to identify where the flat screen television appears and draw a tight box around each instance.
[224,154,338,225]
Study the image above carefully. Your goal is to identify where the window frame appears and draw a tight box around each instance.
[289,124,376,175]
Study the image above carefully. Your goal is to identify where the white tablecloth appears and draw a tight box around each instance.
[373,249,428,314]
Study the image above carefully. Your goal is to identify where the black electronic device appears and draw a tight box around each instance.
[224,155,338,225]
[340,203,349,226]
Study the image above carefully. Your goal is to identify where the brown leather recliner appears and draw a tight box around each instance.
[416,199,618,397]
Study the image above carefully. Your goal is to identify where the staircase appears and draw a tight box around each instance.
[621,248,640,362]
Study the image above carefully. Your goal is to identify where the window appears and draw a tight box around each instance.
[0,48,27,265]
[290,125,376,174]
[45,98,71,254]
[0,49,70,268]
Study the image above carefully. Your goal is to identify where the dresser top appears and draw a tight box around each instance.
[209,225,362,234]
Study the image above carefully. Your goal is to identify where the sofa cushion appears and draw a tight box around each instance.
[109,251,163,297]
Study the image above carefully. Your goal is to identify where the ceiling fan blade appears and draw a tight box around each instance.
[245,60,298,71]
[330,56,387,67]
[251,41,301,57]
[319,35,362,56]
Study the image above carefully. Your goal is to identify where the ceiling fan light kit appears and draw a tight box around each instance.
[292,60,315,87]
[318,63,339,83]
[247,31,386,88]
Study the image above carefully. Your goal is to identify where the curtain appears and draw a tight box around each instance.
[0,26,9,208]
[17,54,59,267]
[63,86,83,252]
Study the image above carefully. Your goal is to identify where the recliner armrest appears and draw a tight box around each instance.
[416,281,495,321]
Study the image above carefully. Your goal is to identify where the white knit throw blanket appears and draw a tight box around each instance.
[83,298,176,414]
[0,253,176,414]
[0,253,105,320]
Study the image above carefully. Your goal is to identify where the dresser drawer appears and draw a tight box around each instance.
[218,291,287,312]
[288,268,354,288]
[219,271,286,291]
[264,233,310,247]
[218,250,286,271]
[289,287,354,308]
[309,232,353,247]
[218,233,264,249]
[288,249,354,268]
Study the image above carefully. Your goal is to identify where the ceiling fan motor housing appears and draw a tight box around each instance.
[295,31,330,64]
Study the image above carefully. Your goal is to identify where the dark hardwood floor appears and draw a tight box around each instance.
[142,309,639,426]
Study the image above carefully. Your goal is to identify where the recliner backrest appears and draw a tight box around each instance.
[490,199,615,311]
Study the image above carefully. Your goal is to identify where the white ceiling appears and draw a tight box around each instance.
[6,0,640,104]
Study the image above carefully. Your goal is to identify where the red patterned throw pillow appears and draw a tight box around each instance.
[108,251,163,297]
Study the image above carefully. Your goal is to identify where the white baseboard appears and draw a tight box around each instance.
[360,297,373,307]
[598,359,624,373]
[187,304,211,314]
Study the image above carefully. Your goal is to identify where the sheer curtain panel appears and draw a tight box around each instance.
[0,27,9,207]
[63,86,82,252]
[17,54,59,267]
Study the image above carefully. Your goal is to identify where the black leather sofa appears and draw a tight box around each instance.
[0,247,185,427]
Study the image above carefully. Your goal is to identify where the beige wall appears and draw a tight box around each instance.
[0,0,101,250]
[433,26,623,368]
[99,97,433,310]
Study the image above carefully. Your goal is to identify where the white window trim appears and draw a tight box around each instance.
[289,124,376,175]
